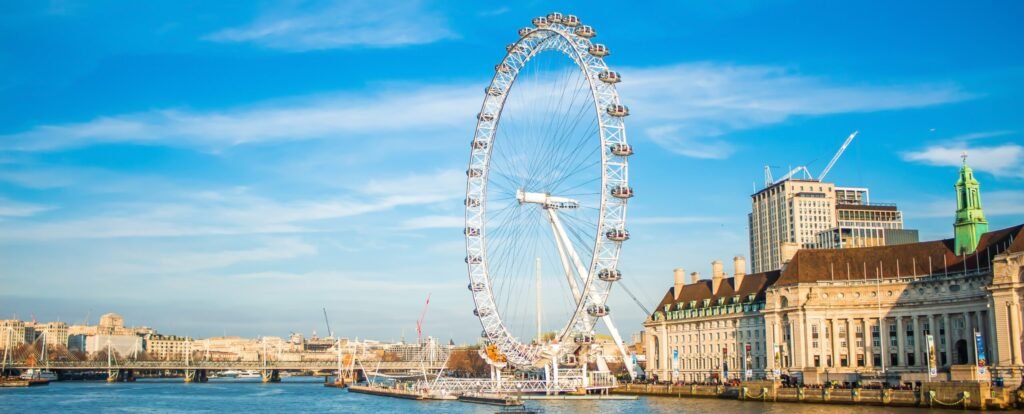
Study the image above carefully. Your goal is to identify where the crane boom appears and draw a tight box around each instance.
[416,294,431,343]
[775,165,811,184]
[322,307,333,339]
[818,130,858,181]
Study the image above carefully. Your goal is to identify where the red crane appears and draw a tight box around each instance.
[416,294,431,343]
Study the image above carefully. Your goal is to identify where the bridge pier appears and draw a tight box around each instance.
[184,369,208,383]
[261,369,281,383]
[107,369,136,383]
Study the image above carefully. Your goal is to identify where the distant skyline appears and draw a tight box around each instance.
[1,1,1023,342]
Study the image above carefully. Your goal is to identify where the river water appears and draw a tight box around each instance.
[0,377,950,413]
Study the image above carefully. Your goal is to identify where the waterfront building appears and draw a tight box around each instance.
[0,320,27,349]
[647,158,1024,386]
[70,334,143,356]
[813,191,917,249]
[146,334,192,360]
[25,321,69,348]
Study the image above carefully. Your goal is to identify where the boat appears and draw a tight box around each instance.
[238,370,261,379]
[19,369,58,381]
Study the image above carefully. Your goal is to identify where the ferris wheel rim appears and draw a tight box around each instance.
[463,16,630,368]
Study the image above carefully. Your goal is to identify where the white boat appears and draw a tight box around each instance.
[216,370,242,378]
[237,370,261,379]
[20,369,58,381]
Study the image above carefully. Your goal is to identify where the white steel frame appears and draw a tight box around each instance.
[464,20,631,370]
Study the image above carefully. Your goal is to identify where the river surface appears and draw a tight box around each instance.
[0,377,951,413]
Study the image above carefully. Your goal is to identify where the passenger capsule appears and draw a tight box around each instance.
[610,143,634,156]
[598,71,621,84]
[495,63,512,73]
[606,228,630,242]
[518,27,533,37]
[562,354,579,366]
[465,197,481,207]
[467,168,483,178]
[610,185,634,199]
[465,255,482,264]
[606,104,630,117]
[598,269,622,282]
[464,227,481,237]
[575,25,596,38]
[473,308,491,317]
[486,86,503,96]
[588,44,610,57]
[546,12,563,24]
[563,15,580,27]
[574,334,594,344]
[587,304,610,317]
[532,17,549,28]
[478,112,495,122]
[481,330,489,338]
[471,140,489,150]
[468,282,486,292]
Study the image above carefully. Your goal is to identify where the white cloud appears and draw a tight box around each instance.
[620,63,971,158]
[0,169,464,241]
[0,199,53,218]
[907,190,1024,219]
[205,0,455,51]
[399,215,464,230]
[0,84,479,151]
[901,133,1024,178]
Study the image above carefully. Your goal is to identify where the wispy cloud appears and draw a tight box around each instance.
[205,0,455,51]
[399,215,463,230]
[0,169,464,241]
[0,198,53,218]
[620,63,972,158]
[0,84,479,151]
[901,131,1023,178]
[904,190,1024,219]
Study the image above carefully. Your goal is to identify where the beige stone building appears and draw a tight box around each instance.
[647,160,1024,386]
[0,320,27,349]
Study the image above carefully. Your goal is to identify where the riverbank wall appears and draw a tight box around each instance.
[613,381,1021,410]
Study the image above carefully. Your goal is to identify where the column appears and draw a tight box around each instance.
[830,319,839,368]
[879,317,888,369]
[1011,305,1023,365]
[912,315,921,367]
[660,323,669,375]
[864,318,872,368]
[846,319,855,368]
[896,316,906,367]
[943,314,953,368]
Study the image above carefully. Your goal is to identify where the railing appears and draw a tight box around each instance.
[6,360,446,371]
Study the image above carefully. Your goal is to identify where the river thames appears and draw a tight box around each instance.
[0,377,954,413]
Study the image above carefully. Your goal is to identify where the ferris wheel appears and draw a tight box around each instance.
[464,12,634,371]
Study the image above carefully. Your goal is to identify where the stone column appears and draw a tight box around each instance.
[879,317,888,369]
[943,314,953,368]
[847,319,855,368]
[896,316,906,367]
[863,318,872,368]
[1011,304,1023,365]
[830,319,839,368]
[912,315,921,367]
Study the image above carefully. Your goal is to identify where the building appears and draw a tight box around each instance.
[70,334,143,356]
[749,179,913,273]
[0,320,27,349]
[749,179,837,273]
[146,334,193,360]
[25,321,70,348]
[647,158,1024,386]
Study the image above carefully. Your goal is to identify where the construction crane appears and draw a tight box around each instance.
[416,294,430,343]
[619,282,652,316]
[775,165,812,183]
[818,130,858,181]
[322,307,334,339]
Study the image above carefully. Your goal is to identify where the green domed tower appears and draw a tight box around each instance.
[953,153,988,255]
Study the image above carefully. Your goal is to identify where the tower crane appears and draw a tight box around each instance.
[817,131,858,181]
[416,294,430,343]
[322,307,334,339]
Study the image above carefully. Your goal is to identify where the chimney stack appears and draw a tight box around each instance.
[733,255,746,288]
[673,268,686,299]
[711,260,724,293]
[690,271,700,285]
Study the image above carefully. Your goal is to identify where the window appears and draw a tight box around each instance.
[890,353,898,367]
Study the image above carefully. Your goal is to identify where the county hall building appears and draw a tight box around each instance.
[643,159,1024,386]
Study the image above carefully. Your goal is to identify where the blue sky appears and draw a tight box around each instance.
[1,1,1022,342]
